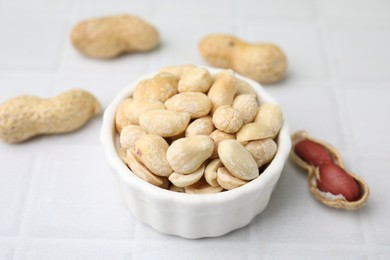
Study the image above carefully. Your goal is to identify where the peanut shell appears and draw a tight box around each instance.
[290,130,369,210]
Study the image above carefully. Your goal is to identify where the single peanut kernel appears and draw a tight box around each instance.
[295,139,333,166]
[317,164,361,202]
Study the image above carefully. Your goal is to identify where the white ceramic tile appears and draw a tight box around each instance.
[51,72,140,108]
[265,81,344,147]
[150,17,235,70]
[1,0,73,13]
[316,0,390,22]
[78,0,153,18]
[356,156,390,245]
[262,244,367,260]
[153,0,234,17]
[342,85,390,153]
[0,72,53,103]
[239,21,329,81]
[328,24,390,80]
[240,0,315,19]
[0,151,34,236]
[0,14,67,70]
[133,241,251,260]
[20,240,132,260]
[251,161,365,244]
[0,245,14,260]
[25,145,135,239]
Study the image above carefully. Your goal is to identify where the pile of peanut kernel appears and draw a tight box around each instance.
[115,65,283,194]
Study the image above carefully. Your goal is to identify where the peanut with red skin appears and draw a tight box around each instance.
[291,131,369,209]
[294,139,332,166]
[317,164,361,202]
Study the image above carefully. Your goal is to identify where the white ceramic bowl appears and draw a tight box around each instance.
[101,67,291,239]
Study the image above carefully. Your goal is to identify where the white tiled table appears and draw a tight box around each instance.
[0,0,389,259]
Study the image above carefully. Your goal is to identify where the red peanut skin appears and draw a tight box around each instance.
[318,164,361,201]
[295,140,332,166]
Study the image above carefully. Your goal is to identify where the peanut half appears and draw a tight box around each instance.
[178,67,213,93]
[212,105,243,134]
[165,92,212,118]
[167,135,214,174]
[115,98,165,128]
[139,109,190,137]
[218,139,258,181]
[232,94,258,124]
[217,167,248,190]
[0,89,100,143]
[169,164,205,187]
[133,72,178,103]
[119,125,146,149]
[185,177,224,194]
[185,116,215,136]
[204,158,223,187]
[207,70,237,113]
[134,134,172,177]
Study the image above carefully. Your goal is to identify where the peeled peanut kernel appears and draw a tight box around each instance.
[71,15,159,59]
[0,89,100,143]
[124,149,166,187]
[134,134,172,177]
[169,164,205,187]
[164,92,212,118]
[185,177,224,194]
[178,67,213,93]
[116,98,165,129]
[133,72,178,102]
[232,94,258,124]
[185,116,215,136]
[119,125,146,149]
[167,135,214,174]
[212,105,243,134]
[245,138,277,167]
[218,139,258,180]
[235,78,256,96]
[207,70,237,113]
[217,167,248,190]
[139,109,190,137]
[254,103,283,138]
[160,64,196,79]
[236,122,274,143]
[209,130,235,158]
[205,159,223,187]
[115,99,131,133]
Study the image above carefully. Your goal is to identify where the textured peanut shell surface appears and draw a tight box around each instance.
[71,14,159,58]
[290,130,369,210]
[0,89,101,143]
[199,34,287,84]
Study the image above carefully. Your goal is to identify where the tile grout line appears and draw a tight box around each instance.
[313,0,374,257]
[49,0,80,97]
[12,153,42,260]
[312,3,352,152]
